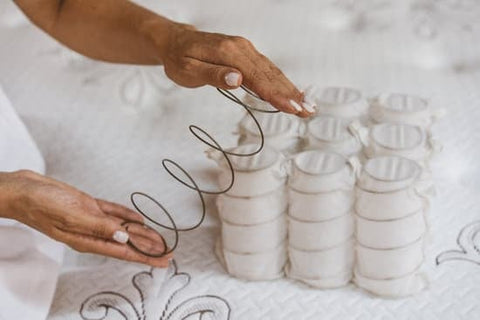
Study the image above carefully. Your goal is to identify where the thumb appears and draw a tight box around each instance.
[182,58,243,89]
[198,62,242,89]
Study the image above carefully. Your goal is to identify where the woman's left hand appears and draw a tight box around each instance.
[0,170,171,267]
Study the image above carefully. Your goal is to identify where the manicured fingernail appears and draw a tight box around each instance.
[225,72,241,87]
[289,99,303,112]
[113,230,129,244]
[302,102,316,113]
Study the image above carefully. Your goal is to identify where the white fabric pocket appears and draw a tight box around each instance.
[288,189,353,221]
[357,156,422,192]
[355,186,429,220]
[313,87,369,120]
[209,144,288,197]
[356,210,426,249]
[360,123,440,164]
[221,214,287,253]
[217,188,287,225]
[356,238,425,279]
[354,268,428,298]
[370,93,445,128]
[304,116,362,156]
[288,150,357,193]
[216,239,286,281]
[238,111,305,153]
[288,239,354,279]
[288,214,354,251]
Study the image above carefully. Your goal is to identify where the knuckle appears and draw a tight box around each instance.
[92,224,108,238]
[218,38,236,52]
[264,70,276,82]
[233,36,253,49]
[263,88,281,102]
[217,36,253,54]
[271,66,283,77]
[70,242,88,253]
[76,246,88,253]
[180,59,196,73]
[15,169,37,179]
[247,68,261,81]
[59,215,76,230]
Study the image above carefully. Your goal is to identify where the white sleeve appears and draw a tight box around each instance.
[0,85,64,320]
[0,85,45,174]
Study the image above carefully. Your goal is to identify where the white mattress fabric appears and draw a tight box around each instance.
[1,0,480,319]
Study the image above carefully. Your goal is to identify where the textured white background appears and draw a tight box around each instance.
[1,0,480,319]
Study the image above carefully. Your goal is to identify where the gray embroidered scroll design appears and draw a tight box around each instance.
[79,260,231,320]
[436,220,480,266]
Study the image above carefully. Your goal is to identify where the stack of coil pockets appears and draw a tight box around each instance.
[286,150,356,288]
[354,156,432,297]
[212,144,288,280]
[352,92,441,297]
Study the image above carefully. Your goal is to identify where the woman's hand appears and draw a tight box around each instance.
[0,170,170,268]
[151,22,315,117]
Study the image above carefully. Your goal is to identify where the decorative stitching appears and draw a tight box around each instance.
[79,260,231,320]
[436,220,480,266]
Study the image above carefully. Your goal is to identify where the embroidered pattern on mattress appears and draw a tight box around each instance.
[79,260,231,320]
[436,220,480,266]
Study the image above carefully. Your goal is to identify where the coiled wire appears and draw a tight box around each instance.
[123,85,279,257]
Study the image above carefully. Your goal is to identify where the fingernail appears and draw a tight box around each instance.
[225,72,241,87]
[289,99,303,112]
[302,102,316,113]
[113,230,129,244]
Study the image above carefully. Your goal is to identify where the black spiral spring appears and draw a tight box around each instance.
[122,85,279,257]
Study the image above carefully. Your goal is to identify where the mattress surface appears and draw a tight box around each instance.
[1,0,480,319]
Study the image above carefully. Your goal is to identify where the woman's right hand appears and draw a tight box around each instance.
[148,21,316,117]
[0,170,170,268]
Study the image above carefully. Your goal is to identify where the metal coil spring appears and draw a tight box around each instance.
[122,85,279,257]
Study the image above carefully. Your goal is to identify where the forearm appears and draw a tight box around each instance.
[14,0,174,64]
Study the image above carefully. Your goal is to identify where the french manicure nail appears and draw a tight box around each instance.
[225,72,241,87]
[302,102,316,113]
[289,99,303,112]
[113,230,129,244]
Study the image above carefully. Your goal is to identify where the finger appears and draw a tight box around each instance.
[54,229,171,268]
[96,199,144,223]
[124,223,168,256]
[176,57,243,89]
[57,210,130,244]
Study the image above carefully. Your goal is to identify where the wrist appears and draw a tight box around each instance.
[142,16,196,64]
[140,15,177,64]
[0,171,21,220]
